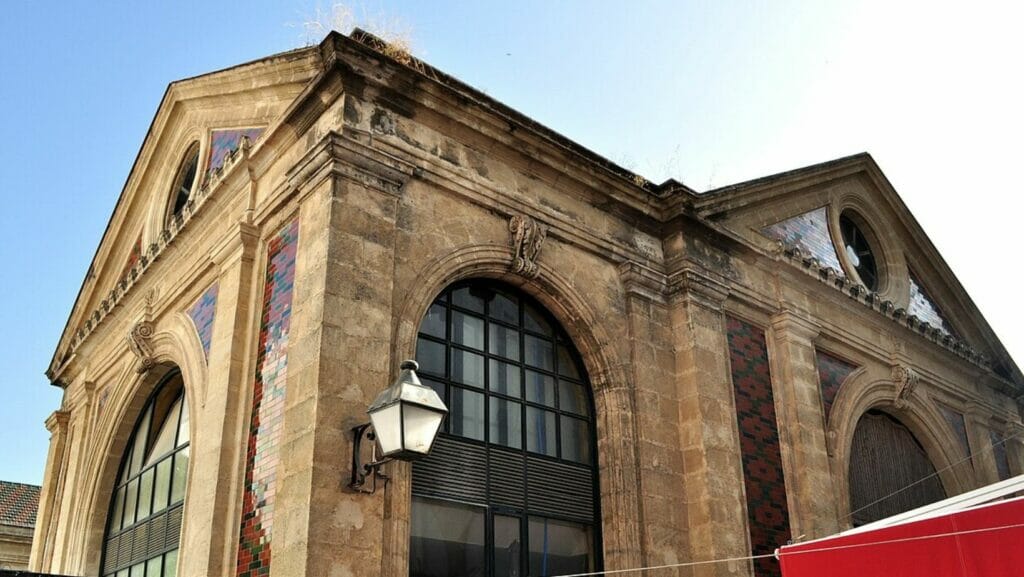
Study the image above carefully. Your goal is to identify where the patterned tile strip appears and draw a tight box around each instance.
[726,316,790,577]
[236,219,299,577]
[206,128,265,183]
[991,430,1012,481]
[938,404,971,461]
[761,207,843,273]
[908,269,954,337]
[187,283,219,360]
[815,350,858,424]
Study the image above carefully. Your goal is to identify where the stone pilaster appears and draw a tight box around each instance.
[272,132,414,577]
[767,311,840,540]
[29,409,69,572]
[615,262,684,573]
[669,270,749,577]
[179,222,259,577]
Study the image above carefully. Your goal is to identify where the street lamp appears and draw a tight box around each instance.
[350,360,448,492]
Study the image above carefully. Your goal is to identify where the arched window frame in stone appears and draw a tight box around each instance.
[99,368,191,577]
[379,246,642,577]
[165,141,202,226]
[827,371,974,529]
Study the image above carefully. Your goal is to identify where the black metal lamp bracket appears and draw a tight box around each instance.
[350,423,391,493]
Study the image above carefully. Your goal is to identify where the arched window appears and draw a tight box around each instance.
[410,280,600,577]
[848,410,946,526]
[102,371,190,577]
[167,143,200,223]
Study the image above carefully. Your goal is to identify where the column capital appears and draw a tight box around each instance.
[210,222,260,269]
[45,410,70,434]
[619,261,669,303]
[668,268,730,309]
[770,310,821,343]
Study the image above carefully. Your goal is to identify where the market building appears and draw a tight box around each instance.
[32,30,1024,577]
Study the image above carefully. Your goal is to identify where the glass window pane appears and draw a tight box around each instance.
[146,556,163,577]
[410,497,485,577]
[557,345,581,379]
[153,458,172,513]
[416,337,446,377]
[489,399,522,449]
[129,562,145,577]
[524,335,553,371]
[450,388,485,441]
[489,291,519,325]
[526,408,557,457]
[528,517,593,577]
[451,349,485,388]
[171,447,189,504]
[489,360,521,397]
[122,479,138,527]
[128,408,152,477]
[559,381,589,416]
[110,486,125,531]
[561,417,591,464]
[137,468,154,520]
[145,398,181,468]
[494,515,522,577]
[420,302,447,339]
[117,569,128,577]
[524,303,552,335]
[452,311,485,350]
[452,286,485,313]
[163,549,178,577]
[525,371,556,407]
[420,377,447,406]
[176,396,189,447]
[489,324,520,360]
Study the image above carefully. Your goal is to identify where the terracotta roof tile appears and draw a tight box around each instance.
[0,480,41,528]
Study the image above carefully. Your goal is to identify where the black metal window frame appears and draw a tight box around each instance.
[101,370,190,577]
[411,279,602,577]
[838,212,879,291]
[167,142,200,224]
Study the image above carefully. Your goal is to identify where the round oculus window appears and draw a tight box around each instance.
[839,213,879,291]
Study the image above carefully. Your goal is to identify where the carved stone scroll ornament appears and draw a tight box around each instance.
[509,214,547,279]
[892,364,920,409]
[127,321,156,374]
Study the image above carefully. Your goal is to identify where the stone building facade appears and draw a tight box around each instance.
[33,31,1023,577]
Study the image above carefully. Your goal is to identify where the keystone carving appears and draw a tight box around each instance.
[892,364,919,409]
[127,321,156,374]
[509,214,547,279]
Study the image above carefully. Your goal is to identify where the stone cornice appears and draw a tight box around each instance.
[48,134,258,382]
[770,311,822,343]
[773,241,995,374]
[619,261,670,303]
[45,410,69,434]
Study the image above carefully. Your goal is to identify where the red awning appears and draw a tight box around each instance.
[778,495,1024,577]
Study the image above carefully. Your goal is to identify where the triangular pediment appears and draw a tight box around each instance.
[694,153,1021,386]
[50,47,323,376]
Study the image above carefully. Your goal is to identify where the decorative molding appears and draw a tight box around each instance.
[774,242,992,372]
[126,321,156,374]
[892,364,920,409]
[508,214,547,279]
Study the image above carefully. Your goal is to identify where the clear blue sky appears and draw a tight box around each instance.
[2,1,1022,485]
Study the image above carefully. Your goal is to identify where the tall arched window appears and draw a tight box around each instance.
[410,280,600,577]
[848,410,946,526]
[102,371,190,577]
[167,143,200,223]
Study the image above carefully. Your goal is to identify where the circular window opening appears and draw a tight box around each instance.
[168,143,200,222]
[839,212,879,291]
